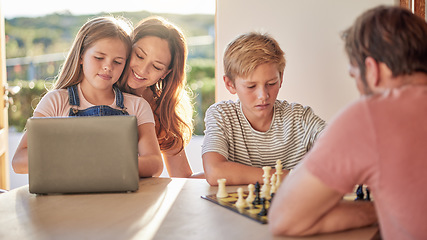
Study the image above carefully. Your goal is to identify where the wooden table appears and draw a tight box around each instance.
[0,178,379,240]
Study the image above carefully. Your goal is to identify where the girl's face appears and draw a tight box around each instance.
[80,37,128,92]
[126,36,172,93]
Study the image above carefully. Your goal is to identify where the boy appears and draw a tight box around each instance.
[202,32,325,185]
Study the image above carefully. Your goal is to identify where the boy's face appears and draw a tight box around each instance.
[225,63,282,124]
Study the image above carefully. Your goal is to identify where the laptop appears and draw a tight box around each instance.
[27,115,139,194]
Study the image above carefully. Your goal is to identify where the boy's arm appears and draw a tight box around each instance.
[137,123,163,177]
[269,163,377,236]
[202,152,289,186]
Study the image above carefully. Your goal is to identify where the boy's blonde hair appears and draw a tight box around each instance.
[223,32,286,83]
[54,16,132,89]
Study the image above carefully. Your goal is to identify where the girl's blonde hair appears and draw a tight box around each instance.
[118,16,193,153]
[54,16,132,89]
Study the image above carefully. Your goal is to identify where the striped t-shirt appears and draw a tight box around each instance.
[202,100,326,169]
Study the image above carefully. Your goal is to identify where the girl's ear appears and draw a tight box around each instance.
[224,76,237,94]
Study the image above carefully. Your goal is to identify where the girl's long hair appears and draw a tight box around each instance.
[119,16,193,153]
[54,16,132,90]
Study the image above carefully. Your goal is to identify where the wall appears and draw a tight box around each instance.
[215,0,396,122]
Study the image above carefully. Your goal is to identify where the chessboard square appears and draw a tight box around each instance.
[220,197,237,202]
[247,209,260,214]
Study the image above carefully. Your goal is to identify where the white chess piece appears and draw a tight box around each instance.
[261,166,272,199]
[263,177,271,200]
[275,160,283,174]
[235,187,246,208]
[246,184,255,206]
[216,178,228,198]
[262,166,272,179]
[270,173,277,195]
[275,160,284,189]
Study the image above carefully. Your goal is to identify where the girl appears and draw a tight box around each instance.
[118,16,202,178]
[12,16,163,177]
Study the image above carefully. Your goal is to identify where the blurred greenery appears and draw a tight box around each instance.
[6,11,215,135]
[5,11,214,59]
[7,80,51,131]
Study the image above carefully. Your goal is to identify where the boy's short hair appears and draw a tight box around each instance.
[223,32,286,83]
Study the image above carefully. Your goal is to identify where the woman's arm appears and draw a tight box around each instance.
[162,148,193,178]
[137,123,163,177]
[12,112,46,174]
[162,148,205,178]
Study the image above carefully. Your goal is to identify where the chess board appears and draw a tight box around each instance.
[201,191,269,224]
[201,185,371,225]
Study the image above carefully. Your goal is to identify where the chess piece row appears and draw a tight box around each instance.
[216,160,285,200]
[261,160,284,200]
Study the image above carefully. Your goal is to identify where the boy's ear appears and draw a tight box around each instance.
[223,75,237,94]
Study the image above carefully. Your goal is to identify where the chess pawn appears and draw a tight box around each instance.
[235,187,246,208]
[258,198,268,216]
[275,160,283,175]
[270,173,277,195]
[216,178,228,198]
[253,182,261,205]
[246,184,255,206]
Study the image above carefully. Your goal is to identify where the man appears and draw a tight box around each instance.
[269,5,427,240]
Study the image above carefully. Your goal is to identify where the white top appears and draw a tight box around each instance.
[202,100,325,169]
[34,84,154,126]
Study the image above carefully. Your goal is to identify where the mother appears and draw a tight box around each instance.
[119,16,201,178]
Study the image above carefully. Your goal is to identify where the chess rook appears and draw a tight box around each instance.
[216,178,228,198]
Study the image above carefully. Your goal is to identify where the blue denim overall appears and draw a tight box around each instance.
[68,85,129,116]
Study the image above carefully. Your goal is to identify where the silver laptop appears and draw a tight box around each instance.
[27,115,139,194]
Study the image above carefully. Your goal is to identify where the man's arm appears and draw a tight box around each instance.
[202,152,288,186]
[269,163,377,236]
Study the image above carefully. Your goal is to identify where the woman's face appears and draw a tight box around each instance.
[126,36,172,92]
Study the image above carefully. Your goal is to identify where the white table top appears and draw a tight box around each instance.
[0,178,379,240]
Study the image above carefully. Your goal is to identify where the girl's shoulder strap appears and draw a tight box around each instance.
[67,84,80,106]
